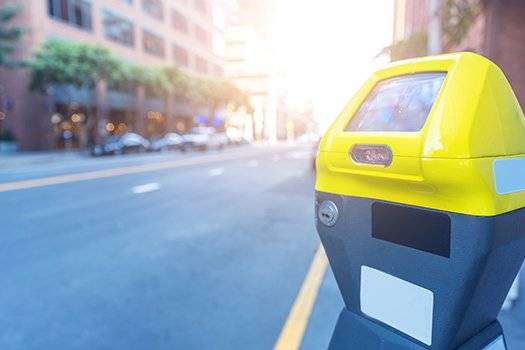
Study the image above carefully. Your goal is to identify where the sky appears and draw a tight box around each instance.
[272,1,394,130]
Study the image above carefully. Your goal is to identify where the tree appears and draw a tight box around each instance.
[0,3,23,69]
[442,0,480,48]
[27,39,251,147]
[384,31,428,61]
[136,66,172,98]
[0,3,23,145]
[164,67,251,126]
[200,78,251,127]
[164,66,189,97]
[28,39,119,92]
[106,61,142,92]
[27,39,120,147]
[382,0,480,61]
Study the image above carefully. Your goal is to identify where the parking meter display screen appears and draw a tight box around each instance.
[347,73,446,132]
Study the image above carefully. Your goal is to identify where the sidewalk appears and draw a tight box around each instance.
[0,149,86,169]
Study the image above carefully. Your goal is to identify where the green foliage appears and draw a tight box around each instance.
[164,66,191,97]
[136,66,172,97]
[385,32,428,61]
[28,39,119,92]
[0,3,23,69]
[106,61,142,92]
[385,0,479,61]
[197,77,252,124]
[163,67,251,111]
[442,0,480,47]
[27,39,251,114]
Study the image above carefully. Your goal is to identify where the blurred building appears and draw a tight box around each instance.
[393,0,525,109]
[0,0,224,150]
[223,0,283,143]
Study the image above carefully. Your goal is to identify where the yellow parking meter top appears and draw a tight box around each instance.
[316,52,525,216]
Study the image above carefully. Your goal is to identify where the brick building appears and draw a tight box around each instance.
[0,0,224,150]
[393,0,525,109]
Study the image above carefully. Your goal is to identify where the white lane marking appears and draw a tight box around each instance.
[132,182,161,194]
[248,160,259,167]
[493,157,525,194]
[209,168,224,177]
[360,266,434,346]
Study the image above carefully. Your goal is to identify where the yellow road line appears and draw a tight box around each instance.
[274,245,328,350]
[0,151,264,193]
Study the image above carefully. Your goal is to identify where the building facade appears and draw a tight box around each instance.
[393,0,525,110]
[223,0,283,143]
[0,0,224,150]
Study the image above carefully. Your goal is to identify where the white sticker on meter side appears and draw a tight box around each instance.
[493,157,525,194]
[360,266,434,346]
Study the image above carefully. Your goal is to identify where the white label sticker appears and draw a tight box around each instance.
[493,157,525,194]
[360,266,434,345]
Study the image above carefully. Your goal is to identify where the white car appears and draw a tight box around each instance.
[183,127,228,151]
[91,132,150,156]
[149,133,187,152]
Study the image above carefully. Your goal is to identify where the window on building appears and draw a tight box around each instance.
[173,44,189,67]
[142,0,164,20]
[121,0,133,4]
[194,0,207,14]
[171,9,188,33]
[195,56,208,74]
[194,24,210,47]
[143,30,165,58]
[103,10,135,47]
[48,0,92,30]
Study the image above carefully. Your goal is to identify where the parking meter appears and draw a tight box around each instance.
[315,52,525,349]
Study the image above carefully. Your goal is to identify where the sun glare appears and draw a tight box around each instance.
[274,1,394,130]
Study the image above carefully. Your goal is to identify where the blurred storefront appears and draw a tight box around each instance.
[144,96,167,138]
[49,85,93,149]
[0,0,224,150]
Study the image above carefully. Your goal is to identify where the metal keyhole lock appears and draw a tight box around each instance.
[318,200,339,227]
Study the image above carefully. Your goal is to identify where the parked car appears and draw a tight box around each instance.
[149,133,187,152]
[183,127,229,151]
[91,132,150,156]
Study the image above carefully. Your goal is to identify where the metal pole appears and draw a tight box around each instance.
[428,0,442,55]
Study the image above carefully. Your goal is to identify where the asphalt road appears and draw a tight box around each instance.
[0,145,343,350]
[0,145,524,349]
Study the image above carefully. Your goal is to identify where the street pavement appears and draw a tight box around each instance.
[0,145,523,349]
[0,145,340,349]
